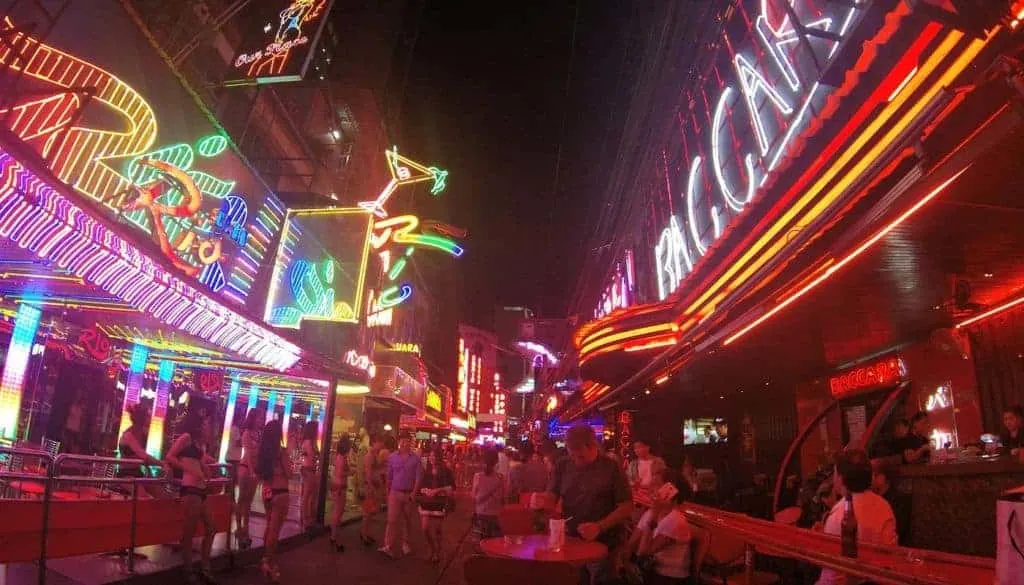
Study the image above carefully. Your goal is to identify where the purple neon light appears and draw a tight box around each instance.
[0,151,302,370]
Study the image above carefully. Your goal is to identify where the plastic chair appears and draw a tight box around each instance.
[699,529,780,585]
[464,554,580,585]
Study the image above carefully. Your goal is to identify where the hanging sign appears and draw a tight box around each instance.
[829,357,905,399]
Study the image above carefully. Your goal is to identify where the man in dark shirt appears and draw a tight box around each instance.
[901,411,932,464]
[549,424,633,583]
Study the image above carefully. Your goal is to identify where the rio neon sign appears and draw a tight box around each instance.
[232,0,331,82]
[654,0,865,301]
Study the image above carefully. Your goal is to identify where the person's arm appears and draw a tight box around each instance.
[164,433,191,471]
[121,432,161,467]
[280,448,292,478]
[411,457,423,500]
[434,469,455,496]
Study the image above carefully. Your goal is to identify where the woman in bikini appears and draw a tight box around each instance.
[299,422,320,534]
[256,419,290,583]
[165,411,217,584]
[234,409,263,549]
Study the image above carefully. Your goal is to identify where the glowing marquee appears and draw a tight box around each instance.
[230,0,334,84]
[595,250,635,319]
[654,0,865,301]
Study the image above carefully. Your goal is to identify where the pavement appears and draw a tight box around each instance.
[217,497,477,585]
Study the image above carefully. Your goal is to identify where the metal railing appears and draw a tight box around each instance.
[0,446,237,585]
[683,503,995,585]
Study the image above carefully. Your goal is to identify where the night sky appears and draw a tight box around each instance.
[395,2,644,331]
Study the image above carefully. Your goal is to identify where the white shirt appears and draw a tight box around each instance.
[637,459,653,487]
[816,491,897,585]
[651,509,692,578]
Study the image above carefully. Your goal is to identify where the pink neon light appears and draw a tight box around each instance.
[0,151,302,370]
[956,295,1024,329]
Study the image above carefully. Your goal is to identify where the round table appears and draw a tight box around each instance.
[479,535,607,565]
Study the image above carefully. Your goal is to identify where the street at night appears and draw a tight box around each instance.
[2,1,1024,585]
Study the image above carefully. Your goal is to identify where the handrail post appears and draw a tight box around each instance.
[227,465,237,569]
[744,542,755,583]
[128,480,138,574]
[39,454,53,585]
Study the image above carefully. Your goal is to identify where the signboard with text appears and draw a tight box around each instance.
[227,0,335,85]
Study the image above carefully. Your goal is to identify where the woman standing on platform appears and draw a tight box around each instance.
[299,422,320,534]
[329,434,352,552]
[166,411,217,585]
[234,409,262,549]
[257,420,290,583]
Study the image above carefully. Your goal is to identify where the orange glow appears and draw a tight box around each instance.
[623,338,677,352]
[654,375,670,386]
[956,295,1024,329]
[724,167,970,346]
[578,323,675,357]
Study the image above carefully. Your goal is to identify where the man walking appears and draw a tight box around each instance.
[380,433,422,558]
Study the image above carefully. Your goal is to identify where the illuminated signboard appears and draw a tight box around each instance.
[264,208,373,328]
[595,250,635,319]
[829,357,905,399]
[653,0,868,301]
[425,388,443,417]
[393,342,421,354]
[0,3,284,307]
[227,0,335,85]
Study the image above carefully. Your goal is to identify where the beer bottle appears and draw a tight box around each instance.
[841,493,858,558]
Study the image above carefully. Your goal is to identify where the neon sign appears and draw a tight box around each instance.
[393,343,421,354]
[119,136,251,292]
[78,325,112,362]
[652,0,865,300]
[425,389,443,415]
[229,0,334,84]
[926,385,950,411]
[0,151,301,370]
[0,16,284,305]
[264,207,373,328]
[344,350,375,378]
[596,250,634,318]
[362,147,464,312]
[829,357,905,399]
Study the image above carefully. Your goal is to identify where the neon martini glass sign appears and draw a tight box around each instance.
[654,0,865,301]
[362,147,462,312]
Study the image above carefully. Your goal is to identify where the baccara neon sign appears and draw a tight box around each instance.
[654,0,865,300]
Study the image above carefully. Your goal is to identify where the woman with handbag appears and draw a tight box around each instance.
[417,448,455,563]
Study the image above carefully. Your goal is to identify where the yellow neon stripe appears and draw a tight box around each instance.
[578,323,675,356]
[722,34,987,297]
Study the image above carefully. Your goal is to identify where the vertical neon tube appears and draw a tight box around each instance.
[145,359,174,457]
[118,344,150,439]
[219,377,241,463]
[246,385,259,413]
[282,394,293,447]
[0,304,42,440]
[266,390,278,423]
[317,405,325,450]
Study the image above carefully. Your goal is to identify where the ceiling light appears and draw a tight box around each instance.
[644,389,651,395]
[330,129,341,140]
[984,272,994,278]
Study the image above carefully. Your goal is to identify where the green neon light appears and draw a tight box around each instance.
[428,167,448,195]
[406,233,463,256]
[388,258,407,281]
[196,134,229,157]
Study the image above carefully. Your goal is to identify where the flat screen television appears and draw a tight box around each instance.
[683,418,728,445]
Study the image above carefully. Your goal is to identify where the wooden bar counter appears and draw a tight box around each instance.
[900,458,1024,557]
